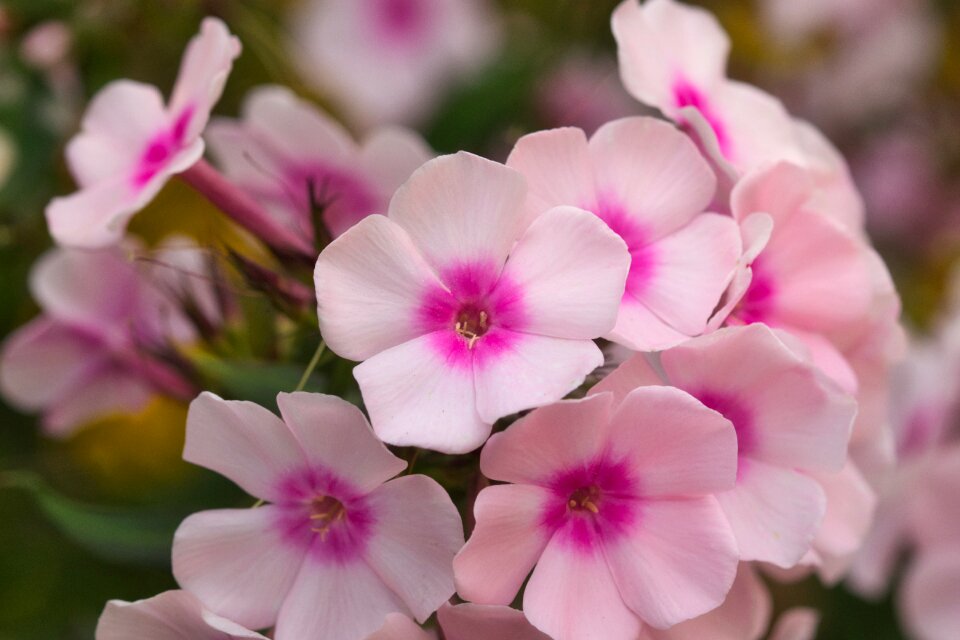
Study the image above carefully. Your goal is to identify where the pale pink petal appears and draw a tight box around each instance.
[438,603,549,640]
[480,393,615,485]
[66,132,139,189]
[500,205,628,338]
[639,213,740,336]
[900,549,960,640]
[315,215,446,361]
[0,318,105,411]
[362,475,463,621]
[183,392,306,501]
[768,608,821,640]
[96,591,267,640]
[588,117,717,239]
[354,333,487,454]
[588,352,665,405]
[42,363,154,436]
[707,212,773,330]
[730,162,813,224]
[524,538,641,640]
[203,118,276,190]
[241,85,356,165]
[505,127,596,226]
[45,182,145,249]
[604,497,738,629]
[644,564,771,640]
[716,459,826,568]
[472,330,605,424]
[612,0,729,111]
[276,392,405,494]
[810,462,877,580]
[359,127,434,198]
[387,152,527,274]
[75,80,167,155]
[780,329,859,395]
[661,324,856,472]
[172,507,307,631]
[606,386,738,497]
[366,613,434,640]
[169,17,241,138]
[607,297,692,351]
[274,557,410,640]
[453,484,553,605]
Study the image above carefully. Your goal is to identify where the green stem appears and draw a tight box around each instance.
[295,340,326,392]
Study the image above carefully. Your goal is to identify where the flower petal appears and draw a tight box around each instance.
[172,507,307,631]
[587,352,664,406]
[480,393,615,485]
[42,363,154,437]
[274,556,410,640]
[438,603,550,640]
[473,330,605,425]
[606,386,738,497]
[900,549,960,640]
[315,215,446,361]
[499,205,629,339]
[365,613,434,640]
[184,392,307,501]
[454,484,553,605]
[524,536,641,640]
[588,117,717,239]
[604,497,738,629]
[363,475,463,621]
[606,297,692,351]
[354,332,487,454]
[387,152,527,274]
[716,459,825,568]
[276,392,405,494]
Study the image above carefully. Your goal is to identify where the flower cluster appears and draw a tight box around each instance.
[1,1,910,639]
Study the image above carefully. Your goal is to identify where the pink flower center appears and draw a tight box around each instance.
[274,468,375,563]
[734,260,776,325]
[542,458,639,551]
[419,261,526,367]
[132,106,194,188]
[592,198,658,299]
[693,390,756,461]
[372,0,430,48]
[672,77,732,159]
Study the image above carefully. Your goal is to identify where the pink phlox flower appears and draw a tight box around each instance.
[45,18,240,248]
[315,151,631,454]
[289,0,500,128]
[592,324,856,569]
[172,391,464,640]
[506,117,741,351]
[453,390,740,639]
[206,85,432,243]
[0,245,197,436]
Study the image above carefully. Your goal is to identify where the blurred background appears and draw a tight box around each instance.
[1,0,959,637]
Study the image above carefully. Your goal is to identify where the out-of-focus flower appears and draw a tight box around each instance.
[45,18,240,248]
[96,590,267,640]
[535,55,638,135]
[592,325,856,569]
[206,85,432,244]
[506,117,740,351]
[315,152,630,454]
[19,20,72,71]
[288,0,500,128]
[0,246,198,436]
[172,392,463,640]
[767,608,820,640]
[454,390,739,638]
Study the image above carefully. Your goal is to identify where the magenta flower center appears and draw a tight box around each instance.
[567,484,602,514]
[132,106,194,188]
[454,304,491,348]
[734,259,776,325]
[672,77,732,159]
[592,198,658,299]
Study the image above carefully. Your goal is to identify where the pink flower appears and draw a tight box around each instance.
[592,324,856,568]
[506,117,741,351]
[535,54,637,135]
[900,547,960,640]
[437,603,550,640]
[171,391,463,640]
[639,564,771,640]
[719,162,878,391]
[453,390,740,638]
[96,590,267,640]
[315,152,631,453]
[0,246,197,436]
[289,0,499,127]
[45,18,240,248]
[206,85,432,243]
[612,0,802,171]
[768,608,821,640]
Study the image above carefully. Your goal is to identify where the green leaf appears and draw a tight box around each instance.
[0,471,179,566]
